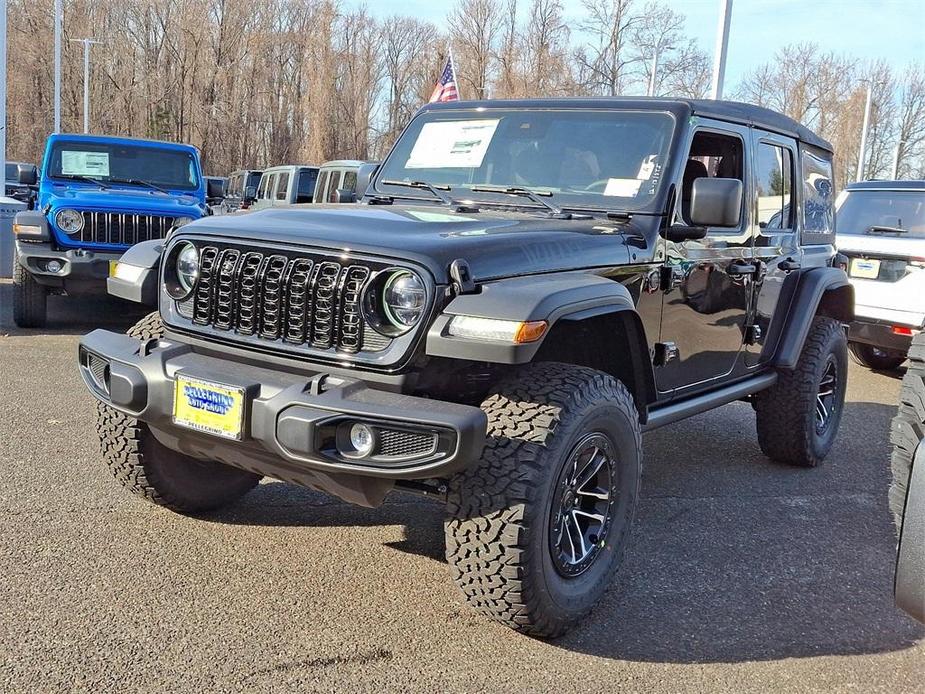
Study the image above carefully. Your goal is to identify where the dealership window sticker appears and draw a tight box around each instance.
[405,119,500,169]
[61,150,110,177]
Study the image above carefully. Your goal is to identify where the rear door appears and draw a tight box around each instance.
[744,131,800,366]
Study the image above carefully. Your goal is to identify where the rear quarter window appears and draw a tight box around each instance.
[801,147,835,245]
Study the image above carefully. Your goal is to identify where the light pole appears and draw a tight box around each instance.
[647,48,659,97]
[710,0,733,100]
[856,82,873,183]
[70,38,101,134]
[892,140,906,180]
[54,0,62,132]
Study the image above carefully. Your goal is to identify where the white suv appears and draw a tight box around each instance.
[836,180,925,370]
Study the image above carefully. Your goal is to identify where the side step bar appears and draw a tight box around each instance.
[643,371,778,432]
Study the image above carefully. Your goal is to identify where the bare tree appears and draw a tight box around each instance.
[449,0,502,99]
[574,0,639,96]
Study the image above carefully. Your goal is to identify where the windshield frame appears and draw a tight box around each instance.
[835,188,925,237]
[371,107,678,214]
[44,139,202,192]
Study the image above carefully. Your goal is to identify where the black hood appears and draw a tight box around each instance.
[185,204,652,283]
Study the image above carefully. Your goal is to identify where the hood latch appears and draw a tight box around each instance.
[449,259,477,295]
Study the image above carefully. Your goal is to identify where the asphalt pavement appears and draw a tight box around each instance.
[1,279,922,693]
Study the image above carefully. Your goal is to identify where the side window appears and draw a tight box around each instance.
[680,130,744,227]
[343,170,358,193]
[327,171,342,203]
[802,148,835,240]
[756,143,793,230]
[314,171,329,203]
[297,169,318,203]
[257,174,271,199]
[275,172,290,201]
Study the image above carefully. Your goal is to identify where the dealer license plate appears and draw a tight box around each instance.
[173,375,246,440]
[850,258,881,279]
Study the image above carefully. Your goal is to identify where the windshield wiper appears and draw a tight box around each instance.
[380,179,455,206]
[867,225,907,234]
[108,177,169,194]
[53,174,109,189]
[469,185,566,217]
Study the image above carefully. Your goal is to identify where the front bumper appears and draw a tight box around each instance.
[16,240,119,294]
[848,318,919,353]
[77,329,487,503]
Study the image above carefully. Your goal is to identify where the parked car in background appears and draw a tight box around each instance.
[222,169,262,212]
[836,180,925,370]
[251,165,319,210]
[204,176,227,211]
[313,160,377,203]
[11,133,219,328]
[6,160,37,207]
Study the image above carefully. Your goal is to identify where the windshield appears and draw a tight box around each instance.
[836,189,925,237]
[47,140,200,191]
[375,109,675,212]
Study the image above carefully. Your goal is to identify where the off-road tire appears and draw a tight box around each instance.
[755,316,848,467]
[889,334,925,531]
[445,362,642,638]
[12,247,47,328]
[849,342,905,372]
[96,311,261,513]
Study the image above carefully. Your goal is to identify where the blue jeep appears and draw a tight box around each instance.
[11,134,219,327]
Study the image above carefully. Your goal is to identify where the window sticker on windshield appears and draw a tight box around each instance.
[61,150,110,177]
[636,155,657,179]
[405,119,500,169]
[604,178,642,197]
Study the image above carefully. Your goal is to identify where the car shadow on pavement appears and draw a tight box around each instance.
[207,399,924,663]
[0,280,149,336]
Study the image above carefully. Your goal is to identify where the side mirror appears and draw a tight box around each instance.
[206,178,225,200]
[689,177,742,228]
[17,164,37,186]
[243,185,257,202]
[355,162,380,199]
[334,188,356,204]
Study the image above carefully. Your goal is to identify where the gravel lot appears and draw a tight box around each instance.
[1,279,923,693]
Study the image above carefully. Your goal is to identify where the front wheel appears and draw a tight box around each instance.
[96,312,262,513]
[849,342,905,371]
[444,362,642,638]
[754,316,848,466]
[12,247,47,328]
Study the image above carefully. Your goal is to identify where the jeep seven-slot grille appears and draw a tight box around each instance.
[78,211,176,245]
[190,245,377,354]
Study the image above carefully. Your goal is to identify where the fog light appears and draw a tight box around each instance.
[45,259,62,273]
[350,423,375,457]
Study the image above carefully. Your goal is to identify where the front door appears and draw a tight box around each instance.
[656,123,755,393]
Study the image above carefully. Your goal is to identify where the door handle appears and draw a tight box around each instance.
[778,258,800,272]
[728,262,757,277]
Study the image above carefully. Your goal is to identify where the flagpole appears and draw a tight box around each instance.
[448,45,461,100]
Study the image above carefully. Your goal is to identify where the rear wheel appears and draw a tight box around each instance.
[755,316,848,467]
[444,362,641,638]
[849,342,905,371]
[96,312,261,513]
[12,247,47,328]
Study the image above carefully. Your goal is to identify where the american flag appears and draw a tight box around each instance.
[429,54,459,103]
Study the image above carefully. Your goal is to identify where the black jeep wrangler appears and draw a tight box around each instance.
[77,98,853,637]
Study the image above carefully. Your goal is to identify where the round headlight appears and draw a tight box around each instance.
[55,208,84,234]
[382,271,426,330]
[164,241,199,299]
[173,216,194,228]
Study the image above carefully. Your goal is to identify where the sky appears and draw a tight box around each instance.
[349,0,925,90]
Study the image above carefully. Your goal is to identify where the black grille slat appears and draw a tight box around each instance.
[377,429,437,458]
[182,242,399,355]
[212,248,241,330]
[76,211,175,245]
[259,255,289,340]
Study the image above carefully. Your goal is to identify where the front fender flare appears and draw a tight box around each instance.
[425,271,639,364]
[106,239,164,306]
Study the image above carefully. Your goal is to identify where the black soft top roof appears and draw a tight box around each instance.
[423,97,833,153]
